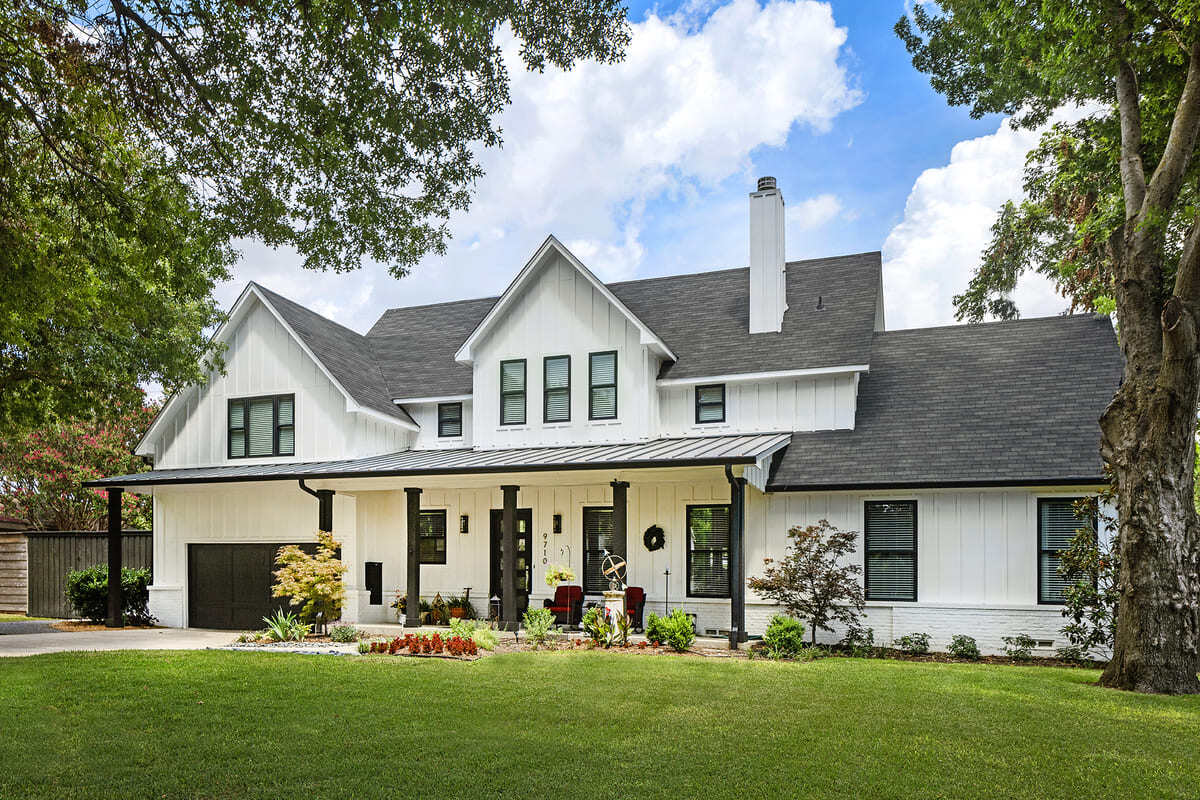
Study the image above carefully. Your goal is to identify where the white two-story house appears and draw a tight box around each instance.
[91,177,1122,654]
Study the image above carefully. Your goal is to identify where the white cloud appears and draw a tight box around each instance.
[219,0,861,328]
[882,108,1092,330]
[788,193,843,230]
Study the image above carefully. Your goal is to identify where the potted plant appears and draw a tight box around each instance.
[545,564,575,587]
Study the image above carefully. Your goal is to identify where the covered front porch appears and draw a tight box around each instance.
[88,433,790,648]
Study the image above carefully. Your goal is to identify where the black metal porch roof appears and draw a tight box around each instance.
[88,432,792,488]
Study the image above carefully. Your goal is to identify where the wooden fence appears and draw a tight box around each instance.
[24,531,152,619]
[0,533,28,614]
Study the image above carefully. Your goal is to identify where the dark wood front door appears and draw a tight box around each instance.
[489,508,533,616]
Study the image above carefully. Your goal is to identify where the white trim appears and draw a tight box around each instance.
[136,284,419,456]
[394,394,472,405]
[656,364,869,387]
[453,235,676,364]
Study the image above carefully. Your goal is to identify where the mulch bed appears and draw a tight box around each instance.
[50,621,161,632]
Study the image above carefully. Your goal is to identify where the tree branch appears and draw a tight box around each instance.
[1142,40,1200,218]
[107,0,214,114]
[1116,59,1146,219]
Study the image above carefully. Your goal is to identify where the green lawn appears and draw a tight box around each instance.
[0,613,47,622]
[1,651,1197,799]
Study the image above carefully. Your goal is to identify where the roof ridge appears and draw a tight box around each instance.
[251,281,372,340]
[877,312,1106,337]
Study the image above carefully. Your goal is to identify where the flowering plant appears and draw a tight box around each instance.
[544,564,575,587]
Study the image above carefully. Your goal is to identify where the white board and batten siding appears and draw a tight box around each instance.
[658,372,859,436]
[149,298,411,469]
[406,400,474,449]
[470,251,661,449]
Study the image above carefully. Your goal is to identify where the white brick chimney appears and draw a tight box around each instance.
[748,176,786,333]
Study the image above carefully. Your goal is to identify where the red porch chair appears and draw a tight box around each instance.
[543,585,583,627]
[625,586,647,632]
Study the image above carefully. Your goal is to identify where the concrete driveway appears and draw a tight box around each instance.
[0,627,235,657]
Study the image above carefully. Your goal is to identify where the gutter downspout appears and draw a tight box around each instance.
[298,479,336,533]
[725,464,747,650]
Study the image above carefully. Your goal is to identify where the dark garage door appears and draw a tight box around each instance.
[188,543,314,630]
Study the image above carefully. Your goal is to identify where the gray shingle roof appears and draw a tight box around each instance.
[766,314,1122,490]
[89,432,791,487]
[252,283,414,424]
[367,297,495,398]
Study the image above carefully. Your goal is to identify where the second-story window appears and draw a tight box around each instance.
[589,351,618,420]
[544,355,571,422]
[695,384,726,423]
[500,359,526,425]
[228,394,294,458]
[437,402,463,437]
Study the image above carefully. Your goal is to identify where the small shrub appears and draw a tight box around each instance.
[522,607,555,647]
[947,634,981,660]
[271,531,347,625]
[64,564,154,625]
[329,624,358,643]
[762,615,806,659]
[893,632,931,655]
[357,640,370,654]
[1002,633,1036,661]
[448,618,498,650]
[582,607,610,644]
[647,608,694,652]
[262,609,310,642]
[1055,644,1088,663]
[840,623,876,657]
[234,631,261,643]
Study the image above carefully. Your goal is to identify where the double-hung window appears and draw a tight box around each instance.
[686,504,731,598]
[500,359,526,425]
[864,501,917,601]
[228,394,294,458]
[419,509,447,564]
[543,355,571,423]
[695,384,726,424]
[582,507,624,594]
[437,402,463,437]
[1038,497,1094,604]
[589,351,617,420]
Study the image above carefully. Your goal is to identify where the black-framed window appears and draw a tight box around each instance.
[419,509,447,564]
[864,500,917,602]
[437,402,463,437]
[582,507,624,594]
[687,504,731,598]
[695,383,726,424]
[500,359,526,425]
[589,351,617,420]
[544,355,571,423]
[228,394,294,458]
[1038,497,1094,605]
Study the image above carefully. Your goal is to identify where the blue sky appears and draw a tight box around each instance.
[221,0,1071,332]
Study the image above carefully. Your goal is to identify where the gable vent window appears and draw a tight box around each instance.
[864,500,917,602]
[500,359,526,425]
[589,351,618,420]
[582,507,623,594]
[695,384,726,424]
[1039,497,1094,604]
[543,355,571,423]
[437,402,463,437]
[419,509,448,564]
[228,394,294,459]
[687,504,731,598]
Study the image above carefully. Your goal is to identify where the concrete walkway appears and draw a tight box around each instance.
[0,627,235,657]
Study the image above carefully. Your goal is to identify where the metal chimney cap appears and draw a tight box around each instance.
[756,176,777,191]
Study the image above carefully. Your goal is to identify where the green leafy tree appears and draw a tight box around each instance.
[0,397,157,530]
[748,520,865,646]
[2,0,630,426]
[898,1,1200,694]
[1058,495,1121,658]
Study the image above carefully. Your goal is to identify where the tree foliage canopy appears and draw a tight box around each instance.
[1,0,630,426]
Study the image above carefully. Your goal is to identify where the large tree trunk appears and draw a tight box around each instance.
[1099,327,1200,693]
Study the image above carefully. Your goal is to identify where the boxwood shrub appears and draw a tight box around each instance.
[64,564,154,625]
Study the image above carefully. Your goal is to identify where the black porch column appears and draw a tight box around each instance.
[404,487,422,627]
[610,480,629,586]
[727,471,747,649]
[500,484,520,629]
[316,490,335,532]
[105,487,123,628]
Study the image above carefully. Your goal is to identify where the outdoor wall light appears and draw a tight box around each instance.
[460,514,469,534]
[553,513,563,534]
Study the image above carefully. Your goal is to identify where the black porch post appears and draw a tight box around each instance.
[726,469,747,649]
[105,487,123,628]
[500,484,520,629]
[316,490,335,532]
[404,487,422,627]
[610,480,629,586]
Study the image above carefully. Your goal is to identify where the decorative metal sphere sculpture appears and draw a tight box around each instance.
[601,551,627,591]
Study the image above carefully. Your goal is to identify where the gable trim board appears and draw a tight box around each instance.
[656,364,870,387]
[453,236,676,365]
